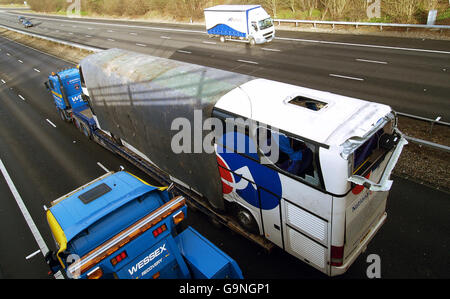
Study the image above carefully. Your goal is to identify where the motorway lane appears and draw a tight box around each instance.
[0,35,163,278]
[0,11,449,120]
[0,20,449,279]
[6,11,450,52]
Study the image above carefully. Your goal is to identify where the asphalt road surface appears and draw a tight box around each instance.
[0,16,449,279]
[0,10,449,121]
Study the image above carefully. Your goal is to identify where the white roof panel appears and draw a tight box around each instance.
[215,79,392,146]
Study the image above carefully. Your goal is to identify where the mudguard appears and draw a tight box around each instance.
[175,226,243,279]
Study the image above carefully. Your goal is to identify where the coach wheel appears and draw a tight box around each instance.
[235,205,259,234]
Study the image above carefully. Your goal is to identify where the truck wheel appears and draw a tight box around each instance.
[235,205,259,234]
[59,109,66,122]
[249,38,256,46]
[220,36,225,43]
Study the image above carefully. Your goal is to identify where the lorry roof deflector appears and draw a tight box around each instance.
[49,171,159,242]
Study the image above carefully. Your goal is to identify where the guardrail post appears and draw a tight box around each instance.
[380,25,383,31]
[295,21,298,27]
[313,22,316,28]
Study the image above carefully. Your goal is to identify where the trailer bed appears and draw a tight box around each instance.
[92,129,275,253]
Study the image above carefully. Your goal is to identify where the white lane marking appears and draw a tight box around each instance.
[25,249,41,260]
[356,58,388,64]
[68,32,73,35]
[85,35,92,38]
[18,59,23,63]
[276,37,450,55]
[0,34,74,64]
[5,13,205,34]
[261,47,281,52]
[96,162,109,173]
[33,68,41,73]
[177,50,192,54]
[46,119,57,128]
[329,73,364,81]
[202,41,216,45]
[107,30,114,32]
[6,52,10,56]
[88,27,93,30]
[1,79,5,84]
[136,43,147,47]
[0,159,49,257]
[18,94,25,101]
[107,38,115,42]
[9,12,449,55]
[237,59,259,65]
[129,32,137,35]
[160,35,171,39]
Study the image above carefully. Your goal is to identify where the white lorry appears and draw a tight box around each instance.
[204,5,275,45]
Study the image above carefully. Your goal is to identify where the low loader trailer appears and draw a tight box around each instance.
[45,48,406,276]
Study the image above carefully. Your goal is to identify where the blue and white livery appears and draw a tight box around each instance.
[204,5,275,45]
[213,79,407,276]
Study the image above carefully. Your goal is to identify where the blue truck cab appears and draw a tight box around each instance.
[47,68,85,112]
[45,171,243,279]
[45,67,97,137]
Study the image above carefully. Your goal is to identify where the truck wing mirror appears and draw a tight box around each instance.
[252,22,258,31]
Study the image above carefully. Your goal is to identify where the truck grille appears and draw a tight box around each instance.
[263,31,274,39]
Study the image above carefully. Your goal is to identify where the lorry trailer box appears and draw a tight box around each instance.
[204,5,275,44]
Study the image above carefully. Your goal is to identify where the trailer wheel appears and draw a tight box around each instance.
[82,125,91,139]
[235,205,259,234]
[209,216,223,229]
[220,36,225,43]
[73,118,80,129]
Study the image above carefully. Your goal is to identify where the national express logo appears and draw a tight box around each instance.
[216,133,281,211]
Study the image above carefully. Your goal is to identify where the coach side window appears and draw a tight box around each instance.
[257,127,320,187]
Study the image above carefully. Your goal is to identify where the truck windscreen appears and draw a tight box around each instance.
[258,18,273,30]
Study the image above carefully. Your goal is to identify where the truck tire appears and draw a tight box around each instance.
[220,36,225,43]
[235,205,259,234]
[249,38,256,46]
[59,109,66,122]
